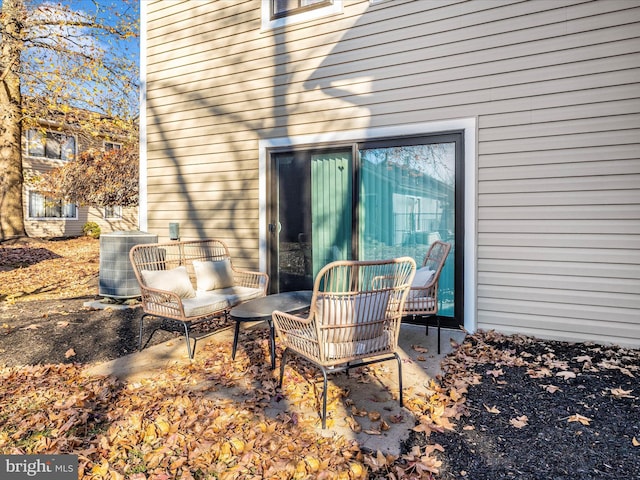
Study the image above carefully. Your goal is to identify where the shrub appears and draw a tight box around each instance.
[83,222,101,239]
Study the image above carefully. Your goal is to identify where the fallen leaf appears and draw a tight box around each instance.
[345,415,362,432]
[567,414,591,426]
[610,387,634,399]
[449,387,463,402]
[633,437,639,447]
[556,370,577,380]
[65,348,76,358]
[56,320,70,327]
[22,324,40,330]
[541,384,561,394]
[368,411,381,422]
[486,368,504,377]
[388,414,404,424]
[509,415,528,429]
[351,406,367,417]
[484,404,500,414]
[528,367,552,378]
[412,345,428,353]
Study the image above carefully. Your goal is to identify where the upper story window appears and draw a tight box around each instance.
[272,0,332,18]
[104,141,122,151]
[263,0,342,30]
[27,129,76,161]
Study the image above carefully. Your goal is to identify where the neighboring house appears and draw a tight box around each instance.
[22,115,138,238]
[141,0,640,347]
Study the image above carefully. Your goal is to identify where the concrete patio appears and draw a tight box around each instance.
[87,322,466,455]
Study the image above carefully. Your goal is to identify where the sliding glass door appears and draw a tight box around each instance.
[268,133,463,325]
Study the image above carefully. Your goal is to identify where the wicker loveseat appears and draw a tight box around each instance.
[129,239,269,358]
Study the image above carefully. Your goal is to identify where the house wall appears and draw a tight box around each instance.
[144,0,640,347]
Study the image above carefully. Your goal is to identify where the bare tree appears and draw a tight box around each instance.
[0,0,138,240]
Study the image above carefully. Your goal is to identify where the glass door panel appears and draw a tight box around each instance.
[311,152,352,272]
[358,143,456,318]
[270,149,352,293]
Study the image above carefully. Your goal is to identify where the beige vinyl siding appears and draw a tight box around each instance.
[86,207,138,233]
[145,0,640,345]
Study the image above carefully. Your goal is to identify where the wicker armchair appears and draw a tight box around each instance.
[130,239,268,359]
[403,240,451,354]
[272,257,416,428]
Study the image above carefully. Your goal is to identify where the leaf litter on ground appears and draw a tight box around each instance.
[2,238,639,479]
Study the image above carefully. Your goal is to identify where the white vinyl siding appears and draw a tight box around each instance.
[144,0,640,346]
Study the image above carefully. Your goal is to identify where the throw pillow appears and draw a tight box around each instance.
[141,265,196,299]
[193,259,234,291]
[409,267,435,298]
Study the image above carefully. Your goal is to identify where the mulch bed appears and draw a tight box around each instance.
[405,332,640,479]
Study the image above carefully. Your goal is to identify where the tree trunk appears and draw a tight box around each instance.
[0,0,27,240]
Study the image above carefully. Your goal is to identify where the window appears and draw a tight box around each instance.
[27,129,76,161]
[104,205,122,219]
[262,0,342,29]
[28,192,77,219]
[104,141,122,151]
[272,0,332,18]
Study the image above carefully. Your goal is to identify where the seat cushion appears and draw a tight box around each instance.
[324,330,393,360]
[181,286,264,318]
[403,295,436,313]
[193,258,234,291]
[141,266,196,299]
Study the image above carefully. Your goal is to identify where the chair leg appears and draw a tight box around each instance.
[138,314,147,351]
[182,322,195,359]
[232,320,241,360]
[437,317,441,355]
[394,352,403,407]
[278,348,289,388]
[320,366,329,429]
[267,319,276,370]
[138,314,156,351]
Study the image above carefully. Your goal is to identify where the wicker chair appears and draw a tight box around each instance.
[403,240,451,354]
[130,239,268,359]
[272,257,416,428]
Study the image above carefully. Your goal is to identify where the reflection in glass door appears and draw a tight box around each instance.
[269,149,353,293]
[358,142,457,318]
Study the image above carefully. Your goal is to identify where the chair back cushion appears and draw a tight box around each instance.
[317,290,390,341]
[140,265,196,299]
[193,258,234,291]
[409,266,435,298]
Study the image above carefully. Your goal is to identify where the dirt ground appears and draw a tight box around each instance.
[0,236,200,366]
